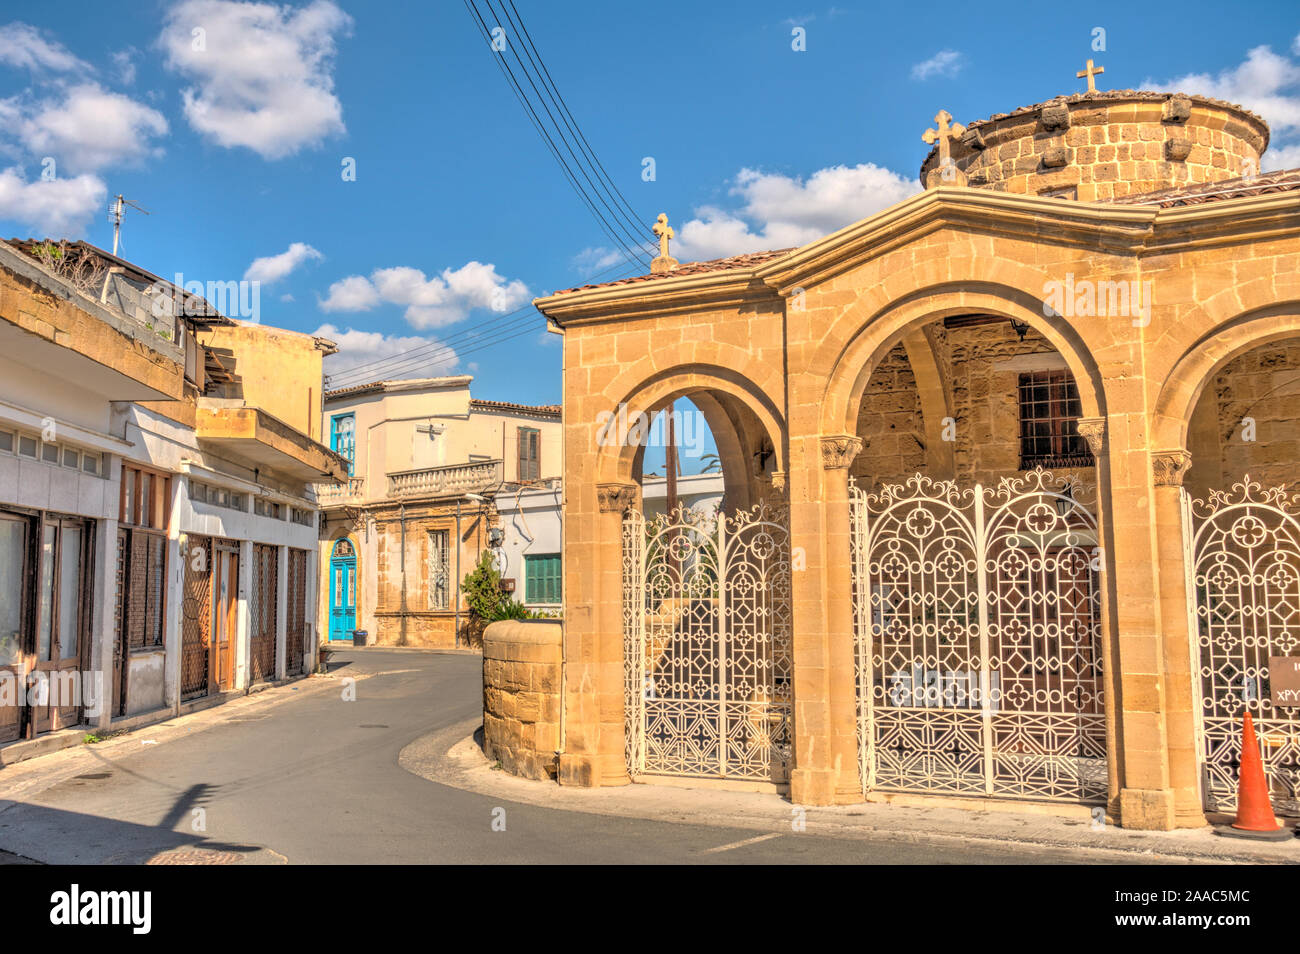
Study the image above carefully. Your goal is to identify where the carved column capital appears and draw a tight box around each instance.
[820,435,864,470]
[596,482,638,513]
[1152,450,1193,487]
[1075,416,1106,457]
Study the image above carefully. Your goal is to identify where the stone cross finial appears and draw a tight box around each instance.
[922,110,965,165]
[651,213,678,274]
[1076,58,1105,92]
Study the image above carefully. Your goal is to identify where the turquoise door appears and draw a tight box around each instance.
[329,539,356,640]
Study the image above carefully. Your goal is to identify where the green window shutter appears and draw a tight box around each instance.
[526,554,561,604]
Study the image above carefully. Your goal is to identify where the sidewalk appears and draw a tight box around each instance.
[401,719,1300,865]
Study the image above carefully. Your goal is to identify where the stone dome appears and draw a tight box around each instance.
[919,90,1271,202]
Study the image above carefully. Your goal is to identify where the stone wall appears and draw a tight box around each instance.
[482,619,562,780]
[919,91,1268,201]
[1187,341,1300,501]
[851,321,1096,490]
[373,501,493,648]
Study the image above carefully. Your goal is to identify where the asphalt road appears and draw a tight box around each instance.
[0,649,1149,864]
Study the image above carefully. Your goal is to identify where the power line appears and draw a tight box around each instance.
[462,0,651,269]
[324,258,636,387]
[501,0,649,245]
[491,0,652,256]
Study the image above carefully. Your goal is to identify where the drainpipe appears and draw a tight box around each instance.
[454,498,462,648]
[399,502,407,646]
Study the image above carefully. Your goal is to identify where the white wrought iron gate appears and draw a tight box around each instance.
[623,503,792,782]
[851,468,1107,802]
[1189,477,1300,815]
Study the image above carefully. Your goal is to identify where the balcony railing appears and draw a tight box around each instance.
[388,460,503,500]
[315,476,365,506]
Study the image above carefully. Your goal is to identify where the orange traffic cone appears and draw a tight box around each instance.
[1219,710,1293,841]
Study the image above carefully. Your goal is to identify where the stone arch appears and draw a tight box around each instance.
[819,283,1107,437]
[1151,303,1300,450]
[596,364,787,494]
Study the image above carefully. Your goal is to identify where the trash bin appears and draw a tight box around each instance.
[352,629,372,647]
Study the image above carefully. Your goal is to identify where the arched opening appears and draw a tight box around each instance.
[1182,337,1300,818]
[845,312,1107,803]
[616,386,792,785]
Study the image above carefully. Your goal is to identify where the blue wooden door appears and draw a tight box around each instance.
[329,539,356,640]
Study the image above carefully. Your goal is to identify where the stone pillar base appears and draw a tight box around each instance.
[1175,807,1209,829]
[557,753,600,788]
[790,768,836,806]
[1119,787,1176,830]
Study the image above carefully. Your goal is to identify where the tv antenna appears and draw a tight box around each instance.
[108,194,150,256]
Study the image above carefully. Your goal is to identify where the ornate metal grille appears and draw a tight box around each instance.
[1189,476,1300,816]
[285,549,307,677]
[180,535,211,699]
[852,468,1106,802]
[623,503,792,782]
[249,544,278,684]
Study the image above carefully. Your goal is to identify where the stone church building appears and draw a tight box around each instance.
[520,81,1300,831]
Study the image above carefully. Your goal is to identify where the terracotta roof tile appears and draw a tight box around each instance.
[470,398,561,417]
[549,248,794,296]
[1108,167,1300,208]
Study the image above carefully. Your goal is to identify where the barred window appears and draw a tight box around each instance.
[1018,371,1093,469]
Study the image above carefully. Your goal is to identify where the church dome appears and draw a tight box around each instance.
[919,89,1270,201]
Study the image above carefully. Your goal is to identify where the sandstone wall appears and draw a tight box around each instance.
[919,92,1268,201]
[482,619,562,780]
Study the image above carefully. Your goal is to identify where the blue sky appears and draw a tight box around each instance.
[1,0,1298,477]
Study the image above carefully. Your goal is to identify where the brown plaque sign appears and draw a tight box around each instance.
[1269,656,1300,707]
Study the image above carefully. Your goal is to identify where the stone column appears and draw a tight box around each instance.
[1152,450,1206,828]
[786,433,835,804]
[821,435,865,803]
[1084,414,1176,829]
[595,482,636,786]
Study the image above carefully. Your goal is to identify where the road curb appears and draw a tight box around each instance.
[399,722,1299,865]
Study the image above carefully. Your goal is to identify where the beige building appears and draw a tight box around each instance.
[508,85,1300,831]
[317,376,561,647]
[0,239,345,749]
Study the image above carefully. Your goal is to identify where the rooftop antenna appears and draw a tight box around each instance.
[108,194,150,257]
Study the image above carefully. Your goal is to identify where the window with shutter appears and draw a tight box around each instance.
[525,553,561,604]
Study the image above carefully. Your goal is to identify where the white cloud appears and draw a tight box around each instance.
[15,84,167,173]
[159,0,351,159]
[0,22,90,73]
[244,241,322,284]
[1263,141,1300,171]
[1146,41,1300,135]
[280,292,295,302]
[112,49,137,86]
[314,323,460,381]
[911,49,963,81]
[571,246,623,273]
[319,262,530,329]
[0,166,106,236]
[319,274,380,312]
[674,163,919,261]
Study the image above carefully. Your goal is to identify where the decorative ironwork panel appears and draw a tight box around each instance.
[180,535,211,699]
[249,544,278,684]
[623,502,791,782]
[1190,476,1300,816]
[852,468,1106,803]
[983,470,1106,800]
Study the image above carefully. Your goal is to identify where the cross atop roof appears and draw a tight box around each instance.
[1077,58,1105,92]
[922,110,965,165]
